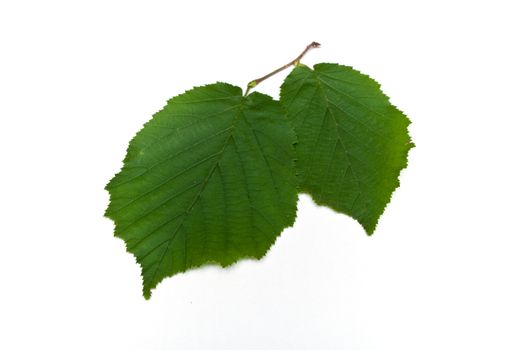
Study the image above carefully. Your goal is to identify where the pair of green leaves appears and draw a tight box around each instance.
[105,62,412,299]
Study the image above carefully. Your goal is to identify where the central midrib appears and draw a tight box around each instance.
[146,95,247,288]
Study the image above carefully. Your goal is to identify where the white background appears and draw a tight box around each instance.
[1,0,526,349]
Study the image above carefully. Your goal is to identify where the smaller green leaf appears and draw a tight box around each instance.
[105,83,298,299]
[280,63,413,234]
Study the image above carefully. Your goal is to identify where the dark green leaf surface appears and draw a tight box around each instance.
[280,63,412,234]
[105,83,297,299]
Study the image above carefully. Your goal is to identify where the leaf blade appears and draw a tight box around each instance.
[280,63,413,234]
[106,83,298,298]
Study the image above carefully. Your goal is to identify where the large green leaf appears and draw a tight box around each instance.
[105,83,297,299]
[280,63,412,234]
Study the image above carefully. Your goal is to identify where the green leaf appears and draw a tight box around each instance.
[280,63,413,234]
[105,83,298,299]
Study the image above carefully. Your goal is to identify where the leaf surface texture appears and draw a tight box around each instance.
[106,83,297,298]
[280,63,412,234]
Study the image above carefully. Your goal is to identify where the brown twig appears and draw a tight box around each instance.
[244,41,321,96]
